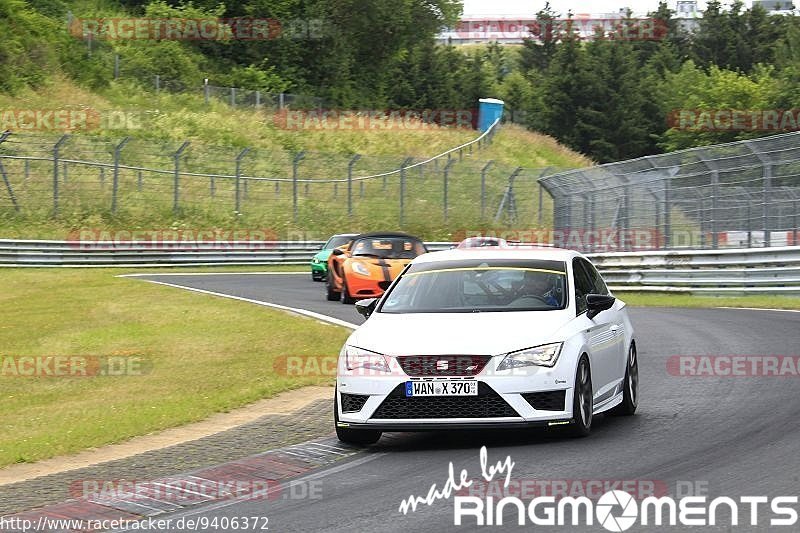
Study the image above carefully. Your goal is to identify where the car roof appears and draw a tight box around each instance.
[330,233,358,238]
[413,246,582,264]
[352,231,423,241]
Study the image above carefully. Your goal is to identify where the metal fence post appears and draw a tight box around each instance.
[204,79,209,105]
[111,137,130,214]
[347,154,361,217]
[235,148,250,213]
[172,141,190,214]
[763,163,772,247]
[52,135,70,215]
[137,170,143,192]
[292,151,305,221]
[443,159,456,222]
[0,131,19,212]
[710,170,719,249]
[399,157,413,226]
[663,177,671,248]
[480,161,493,220]
[114,54,120,79]
[230,87,236,107]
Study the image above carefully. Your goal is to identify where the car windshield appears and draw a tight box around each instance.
[379,259,568,313]
[325,235,353,249]
[350,237,425,259]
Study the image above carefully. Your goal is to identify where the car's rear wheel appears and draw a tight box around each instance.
[326,276,340,301]
[340,278,355,304]
[569,356,593,437]
[334,391,381,446]
[613,343,638,416]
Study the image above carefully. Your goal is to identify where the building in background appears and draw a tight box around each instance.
[675,0,702,32]
[752,0,797,14]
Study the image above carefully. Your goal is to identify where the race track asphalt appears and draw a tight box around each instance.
[133,273,800,532]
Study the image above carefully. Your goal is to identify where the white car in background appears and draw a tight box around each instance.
[334,247,638,445]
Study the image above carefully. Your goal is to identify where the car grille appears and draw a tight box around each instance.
[340,393,370,413]
[371,383,519,419]
[521,390,567,411]
[397,355,491,377]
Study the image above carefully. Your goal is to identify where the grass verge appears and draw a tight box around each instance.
[620,292,800,310]
[0,268,347,468]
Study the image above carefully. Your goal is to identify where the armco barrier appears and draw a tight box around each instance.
[1,240,798,295]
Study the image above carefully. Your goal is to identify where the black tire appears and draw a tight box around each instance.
[334,391,381,446]
[569,356,593,437]
[340,277,355,304]
[612,343,638,416]
[326,276,340,301]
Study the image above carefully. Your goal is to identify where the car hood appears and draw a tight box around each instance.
[313,250,332,261]
[347,310,573,356]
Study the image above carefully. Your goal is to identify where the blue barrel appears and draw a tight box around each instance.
[477,98,504,132]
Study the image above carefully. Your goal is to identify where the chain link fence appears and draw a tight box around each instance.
[539,132,800,251]
[0,121,558,235]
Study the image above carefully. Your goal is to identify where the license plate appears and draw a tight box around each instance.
[405,380,478,397]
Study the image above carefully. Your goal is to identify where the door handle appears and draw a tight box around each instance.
[610,325,621,333]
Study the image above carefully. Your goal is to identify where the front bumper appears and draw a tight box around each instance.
[337,365,575,429]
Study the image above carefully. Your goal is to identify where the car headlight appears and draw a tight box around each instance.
[497,342,563,370]
[343,345,390,372]
[351,261,370,276]
[312,258,320,264]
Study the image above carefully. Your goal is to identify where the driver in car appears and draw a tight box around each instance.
[518,271,560,307]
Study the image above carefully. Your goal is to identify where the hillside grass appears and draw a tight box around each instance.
[0,78,591,240]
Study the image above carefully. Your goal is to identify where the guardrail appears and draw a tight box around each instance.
[1,240,798,294]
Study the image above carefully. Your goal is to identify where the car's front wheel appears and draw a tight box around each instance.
[326,276,340,301]
[569,355,593,437]
[334,392,381,446]
[613,343,638,416]
[340,278,355,304]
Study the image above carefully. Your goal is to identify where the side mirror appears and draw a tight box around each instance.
[332,248,345,256]
[586,294,615,319]
[354,298,378,319]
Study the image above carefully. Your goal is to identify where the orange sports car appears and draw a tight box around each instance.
[325,232,427,303]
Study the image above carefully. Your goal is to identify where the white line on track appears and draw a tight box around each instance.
[123,277,358,330]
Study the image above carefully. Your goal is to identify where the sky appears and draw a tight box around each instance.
[461,0,719,16]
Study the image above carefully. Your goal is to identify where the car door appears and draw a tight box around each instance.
[573,258,621,405]
[581,258,627,383]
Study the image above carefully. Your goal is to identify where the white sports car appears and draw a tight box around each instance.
[334,247,638,445]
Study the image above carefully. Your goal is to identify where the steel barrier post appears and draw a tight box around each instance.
[480,161,493,221]
[111,137,130,214]
[347,154,361,217]
[292,151,305,221]
[235,148,250,213]
[172,141,190,214]
[52,135,70,215]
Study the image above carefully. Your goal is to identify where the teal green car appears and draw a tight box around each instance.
[311,234,358,281]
